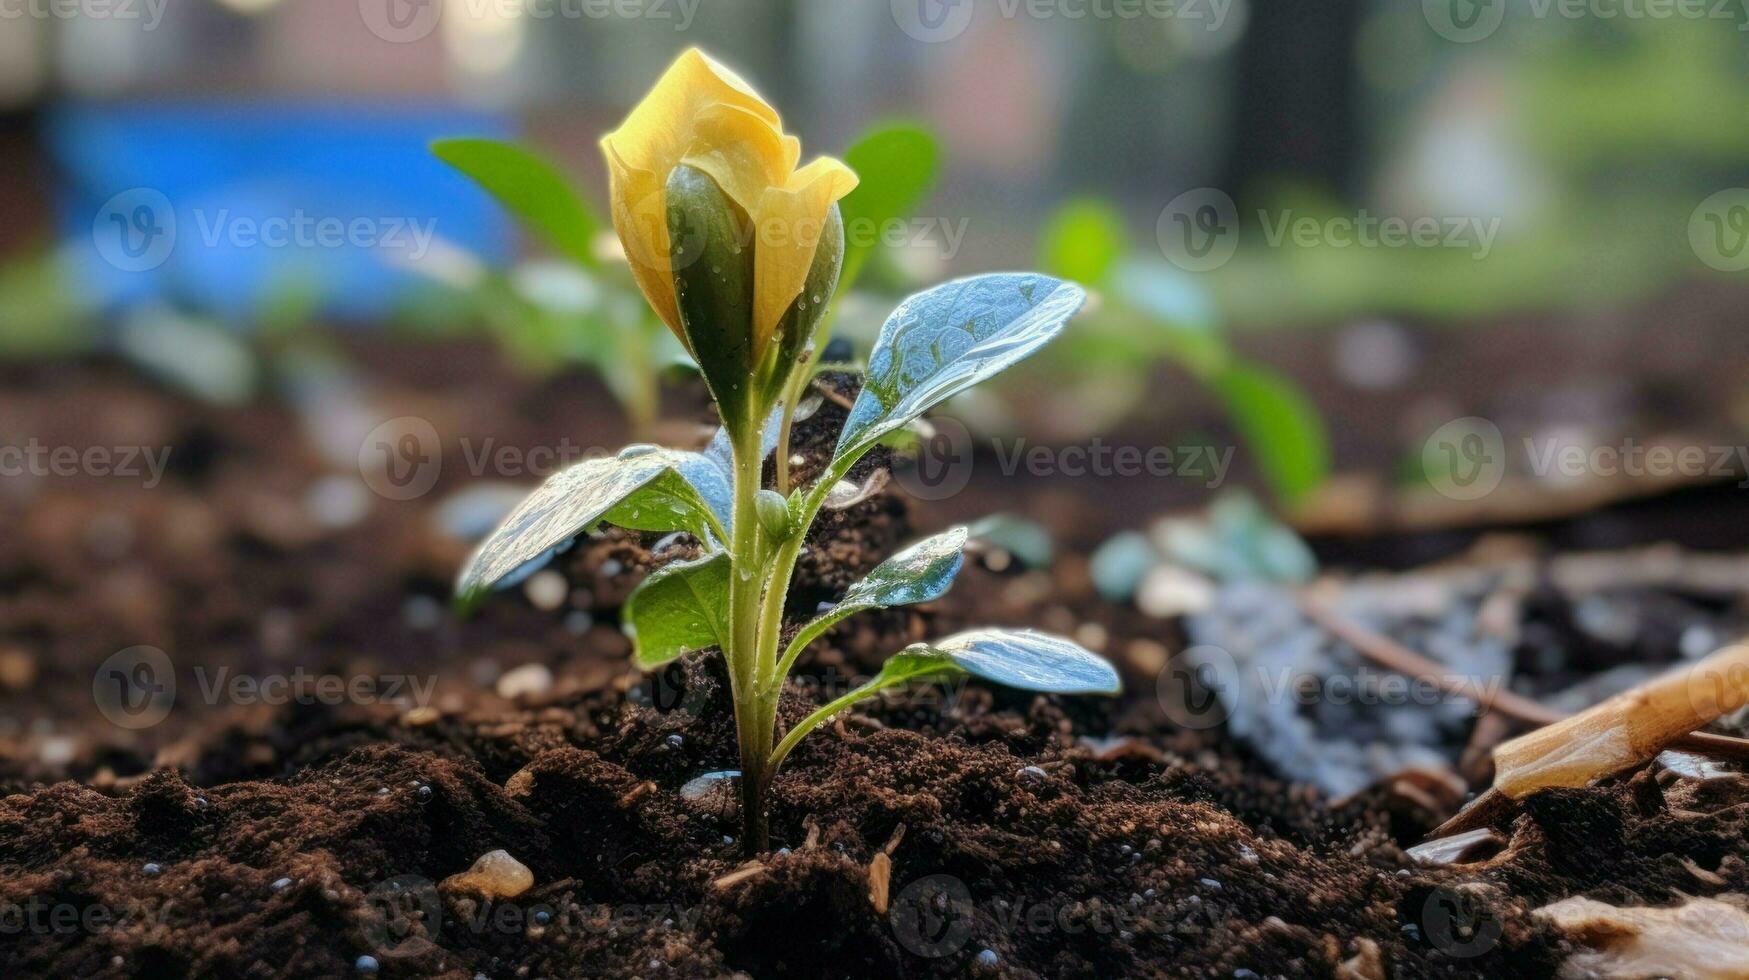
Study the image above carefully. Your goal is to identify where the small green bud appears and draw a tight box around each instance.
[667,164,756,431]
[761,202,845,404]
[755,489,790,539]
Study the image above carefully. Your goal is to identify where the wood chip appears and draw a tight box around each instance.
[867,852,891,915]
[712,861,766,891]
[1536,894,1749,980]
[1493,642,1749,799]
[1405,828,1506,867]
[881,823,907,857]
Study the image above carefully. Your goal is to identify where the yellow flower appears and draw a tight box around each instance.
[601,48,858,364]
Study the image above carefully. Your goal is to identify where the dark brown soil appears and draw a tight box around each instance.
[2,341,1747,978]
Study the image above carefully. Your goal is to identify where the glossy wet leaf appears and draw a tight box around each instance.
[432,137,602,270]
[836,274,1087,459]
[1040,199,1127,287]
[624,553,731,668]
[785,528,968,662]
[455,446,729,603]
[1210,362,1330,506]
[839,123,939,287]
[896,628,1123,694]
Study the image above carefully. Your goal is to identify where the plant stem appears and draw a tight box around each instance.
[726,422,771,855]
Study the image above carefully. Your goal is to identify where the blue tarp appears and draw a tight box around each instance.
[49,103,516,321]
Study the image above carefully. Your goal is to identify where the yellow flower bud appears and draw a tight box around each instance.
[600,48,858,382]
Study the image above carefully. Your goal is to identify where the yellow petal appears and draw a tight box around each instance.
[751,157,859,358]
[599,49,782,348]
[680,103,791,217]
[602,142,684,345]
[602,49,779,177]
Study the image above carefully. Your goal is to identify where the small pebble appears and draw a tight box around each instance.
[665,734,684,750]
[441,850,534,900]
[496,663,554,700]
[416,785,434,803]
[523,571,568,612]
[599,559,625,578]
[270,877,293,892]
[355,954,380,974]
[975,949,999,969]
[1017,765,1048,781]
[1200,877,1223,891]
[142,863,162,877]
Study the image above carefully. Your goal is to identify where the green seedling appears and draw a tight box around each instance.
[454,49,1120,854]
[1039,199,1331,507]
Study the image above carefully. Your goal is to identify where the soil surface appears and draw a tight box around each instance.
[3,341,1749,978]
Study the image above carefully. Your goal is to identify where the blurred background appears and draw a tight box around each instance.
[4,0,1749,565]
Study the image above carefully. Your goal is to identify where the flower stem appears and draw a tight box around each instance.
[726,422,771,855]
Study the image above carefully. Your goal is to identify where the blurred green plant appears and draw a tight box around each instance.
[431,138,681,439]
[1039,199,1331,506]
[0,252,97,359]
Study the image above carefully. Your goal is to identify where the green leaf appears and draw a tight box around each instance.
[839,123,940,286]
[900,628,1122,694]
[454,445,730,604]
[967,514,1053,569]
[769,627,1119,770]
[1210,362,1330,506]
[1156,492,1317,585]
[836,274,1087,460]
[781,528,968,668]
[624,553,731,668]
[432,138,602,270]
[1039,199,1127,287]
